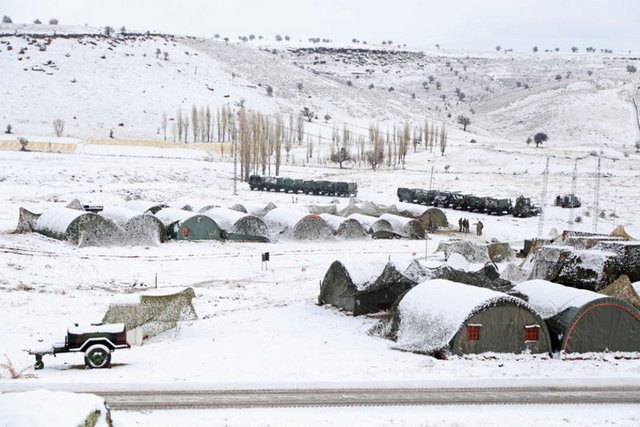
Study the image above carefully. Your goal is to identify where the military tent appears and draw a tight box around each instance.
[338,199,400,218]
[34,207,122,246]
[378,213,425,239]
[319,260,416,315]
[154,208,223,241]
[417,208,448,229]
[102,288,197,345]
[318,213,368,239]
[15,207,41,233]
[487,240,515,263]
[371,279,552,356]
[348,213,392,234]
[202,207,269,242]
[231,201,277,217]
[263,207,331,240]
[99,206,166,245]
[309,204,339,216]
[124,200,168,214]
[435,239,491,264]
[514,280,640,353]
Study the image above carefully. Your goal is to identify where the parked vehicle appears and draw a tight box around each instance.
[485,197,513,215]
[27,323,130,370]
[249,175,357,197]
[555,194,581,208]
[513,195,540,217]
[466,195,487,213]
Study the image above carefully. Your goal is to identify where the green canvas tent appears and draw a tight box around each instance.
[514,280,640,353]
[202,207,269,242]
[371,279,552,356]
[154,208,223,241]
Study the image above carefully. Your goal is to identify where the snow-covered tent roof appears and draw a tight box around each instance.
[338,199,400,218]
[514,279,640,353]
[395,202,432,218]
[348,213,392,233]
[100,206,166,245]
[372,279,550,355]
[514,280,605,319]
[309,204,339,216]
[155,207,199,227]
[202,207,269,239]
[319,213,367,239]
[379,213,424,239]
[124,200,168,214]
[264,207,331,240]
[34,206,122,246]
[435,239,491,264]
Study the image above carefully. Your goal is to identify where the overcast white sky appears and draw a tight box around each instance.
[2,0,639,52]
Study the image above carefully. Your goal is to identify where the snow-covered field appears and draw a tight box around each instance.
[1,24,640,425]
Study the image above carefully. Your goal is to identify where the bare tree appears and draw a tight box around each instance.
[534,132,548,147]
[53,119,65,137]
[18,137,29,151]
[161,113,167,141]
[182,114,189,143]
[191,105,198,142]
[331,147,352,168]
[296,114,305,144]
[176,108,183,142]
[275,114,283,175]
[439,124,447,156]
[457,115,470,131]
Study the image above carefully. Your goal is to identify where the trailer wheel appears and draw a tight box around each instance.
[84,344,111,369]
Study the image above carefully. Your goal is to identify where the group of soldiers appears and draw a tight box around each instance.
[459,218,484,236]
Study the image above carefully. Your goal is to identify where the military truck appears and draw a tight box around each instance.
[485,197,513,215]
[513,195,540,217]
[466,195,487,213]
[397,187,414,202]
[449,193,466,210]
[27,323,130,370]
[555,194,581,208]
[414,189,438,205]
[249,174,261,190]
[433,191,454,208]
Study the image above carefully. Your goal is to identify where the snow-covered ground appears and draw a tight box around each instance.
[1,24,640,425]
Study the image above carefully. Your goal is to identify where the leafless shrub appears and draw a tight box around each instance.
[53,119,65,137]
[0,354,37,379]
[18,137,29,151]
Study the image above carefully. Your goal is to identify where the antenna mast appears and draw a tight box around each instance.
[568,159,578,231]
[537,157,550,238]
[592,157,601,233]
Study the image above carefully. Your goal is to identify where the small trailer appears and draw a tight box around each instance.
[27,323,130,369]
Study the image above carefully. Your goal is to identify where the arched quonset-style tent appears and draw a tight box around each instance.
[230,201,277,217]
[319,213,368,239]
[124,200,169,214]
[263,207,332,240]
[154,208,223,241]
[372,279,552,356]
[319,260,416,316]
[378,213,425,239]
[35,207,122,246]
[202,207,269,242]
[99,206,167,245]
[348,213,392,234]
[102,288,197,345]
[514,280,640,353]
[417,208,448,229]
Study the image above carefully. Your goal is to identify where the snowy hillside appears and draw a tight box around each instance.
[1,23,639,148]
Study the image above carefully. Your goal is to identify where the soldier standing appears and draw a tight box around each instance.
[459,218,463,232]
[477,220,484,236]
[463,218,469,233]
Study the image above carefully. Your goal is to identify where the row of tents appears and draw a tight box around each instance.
[320,257,640,356]
[16,198,450,246]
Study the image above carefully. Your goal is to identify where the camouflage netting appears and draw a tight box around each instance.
[371,218,393,234]
[403,259,522,298]
[598,275,640,311]
[338,199,400,218]
[528,241,640,292]
[100,206,167,246]
[319,214,368,239]
[488,240,515,263]
[319,261,416,316]
[308,204,339,216]
[15,207,41,233]
[417,208,448,229]
[102,288,197,342]
[34,207,122,247]
[203,207,269,239]
[292,215,332,240]
[435,239,491,264]
[231,201,278,217]
[379,213,425,239]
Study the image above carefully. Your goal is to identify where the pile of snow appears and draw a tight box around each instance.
[0,390,111,426]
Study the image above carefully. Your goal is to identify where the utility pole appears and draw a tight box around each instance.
[428,165,435,191]
[233,126,238,196]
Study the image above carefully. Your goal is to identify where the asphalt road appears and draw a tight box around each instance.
[85,386,640,410]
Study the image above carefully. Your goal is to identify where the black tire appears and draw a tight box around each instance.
[34,360,44,370]
[84,344,111,369]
